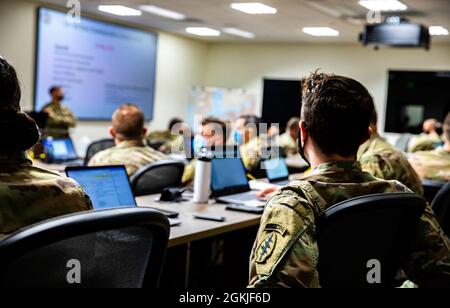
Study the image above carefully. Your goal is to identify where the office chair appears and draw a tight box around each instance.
[431,182,450,236]
[422,179,446,203]
[84,138,115,165]
[0,208,170,288]
[316,193,426,288]
[130,160,185,196]
[395,134,412,152]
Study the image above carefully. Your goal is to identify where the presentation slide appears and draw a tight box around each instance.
[35,8,157,120]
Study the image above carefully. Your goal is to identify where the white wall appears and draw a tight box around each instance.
[2,0,450,152]
[0,0,208,154]
[204,43,450,132]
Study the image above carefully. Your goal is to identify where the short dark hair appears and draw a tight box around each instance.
[168,118,183,131]
[202,117,229,143]
[49,86,61,95]
[301,72,374,157]
[0,57,21,112]
[112,104,145,139]
[444,112,450,142]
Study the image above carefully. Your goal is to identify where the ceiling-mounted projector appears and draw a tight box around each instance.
[359,17,430,50]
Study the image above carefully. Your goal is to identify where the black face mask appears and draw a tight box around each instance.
[298,128,310,166]
[58,95,65,101]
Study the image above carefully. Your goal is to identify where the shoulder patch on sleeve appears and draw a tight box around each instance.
[253,194,313,277]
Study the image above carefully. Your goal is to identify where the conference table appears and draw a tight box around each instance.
[136,194,263,287]
[136,195,262,248]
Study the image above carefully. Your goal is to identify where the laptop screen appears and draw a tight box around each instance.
[66,166,136,210]
[263,158,289,181]
[211,157,249,192]
[43,138,77,161]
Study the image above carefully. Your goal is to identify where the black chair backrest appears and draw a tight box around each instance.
[0,208,170,288]
[422,179,446,203]
[84,139,115,165]
[130,160,185,196]
[431,182,450,236]
[316,193,426,288]
[395,134,412,152]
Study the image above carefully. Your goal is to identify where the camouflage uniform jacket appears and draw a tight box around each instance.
[358,133,424,196]
[42,102,76,138]
[249,161,450,288]
[240,137,268,170]
[0,152,92,237]
[357,132,397,159]
[408,132,442,153]
[408,148,450,181]
[88,140,168,177]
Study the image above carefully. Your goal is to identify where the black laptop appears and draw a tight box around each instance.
[42,137,83,165]
[211,157,265,207]
[262,158,291,186]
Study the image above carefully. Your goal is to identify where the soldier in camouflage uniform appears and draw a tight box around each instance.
[182,117,229,185]
[358,110,424,196]
[147,118,185,153]
[277,118,300,156]
[0,58,92,238]
[408,119,443,153]
[249,72,449,288]
[239,115,267,170]
[41,86,76,138]
[409,113,450,182]
[89,104,167,177]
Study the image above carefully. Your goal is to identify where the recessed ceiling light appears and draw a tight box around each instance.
[139,5,186,20]
[223,28,255,39]
[98,5,142,16]
[231,3,277,15]
[303,27,340,37]
[186,27,221,37]
[429,26,449,36]
[359,0,408,12]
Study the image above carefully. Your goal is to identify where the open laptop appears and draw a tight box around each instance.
[42,137,83,165]
[262,158,291,186]
[65,165,181,226]
[211,157,265,207]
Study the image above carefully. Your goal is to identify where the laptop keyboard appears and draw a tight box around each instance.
[235,191,257,201]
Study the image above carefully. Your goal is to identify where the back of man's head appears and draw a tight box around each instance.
[112,104,145,141]
[444,113,450,143]
[301,72,374,157]
[0,57,21,112]
[423,118,438,134]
